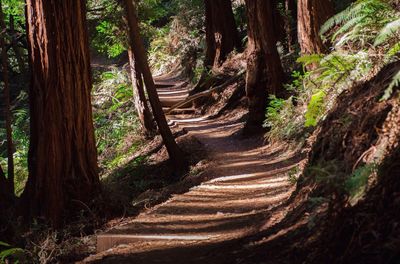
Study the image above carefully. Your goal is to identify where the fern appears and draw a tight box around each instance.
[321,0,396,46]
[381,70,400,100]
[305,91,326,127]
[0,242,25,263]
[296,54,324,68]
[386,42,400,59]
[345,164,376,204]
[374,18,400,46]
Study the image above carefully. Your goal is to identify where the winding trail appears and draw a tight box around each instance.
[84,74,305,263]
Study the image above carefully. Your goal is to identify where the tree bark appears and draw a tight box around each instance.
[9,15,25,73]
[128,48,156,138]
[297,0,334,55]
[123,0,185,170]
[0,0,15,195]
[204,0,241,69]
[283,0,297,53]
[22,0,99,227]
[121,10,156,138]
[244,0,285,134]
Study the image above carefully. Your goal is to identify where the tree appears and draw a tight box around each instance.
[297,0,334,55]
[282,0,297,53]
[123,0,185,170]
[244,0,285,134]
[119,6,156,138]
[22,0,99,227]
[127,48,156,138]
[9,14,25,73]
[204,0,241,69]
[0,0,15,195]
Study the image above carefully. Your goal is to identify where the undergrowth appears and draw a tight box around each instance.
[92,67,143,174]
[265,0,400,145]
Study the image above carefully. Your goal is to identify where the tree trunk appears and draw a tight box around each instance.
[9,15,25,73]
[297,0,334,55]
[128,48,156,138]
[123,0,185,170]
[284,0,297,53]
[204,0,241,69]
[0,0,15,195]
[244,0,285,134]
[22,0,99,227]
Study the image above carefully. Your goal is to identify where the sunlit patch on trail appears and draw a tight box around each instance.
[199,181,289,190]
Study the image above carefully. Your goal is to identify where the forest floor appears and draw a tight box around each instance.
[82,74,307,263]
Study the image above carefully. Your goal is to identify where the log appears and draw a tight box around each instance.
[166,70,245,115]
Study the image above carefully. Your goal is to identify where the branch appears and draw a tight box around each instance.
[166,70,246,114]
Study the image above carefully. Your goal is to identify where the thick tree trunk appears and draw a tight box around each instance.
[204,0,241,69]
[123,0,185,170]
[23,0,99,227]
[244,0,285,134]
[128,48,156,138]
[297,0,334,55]
[0,0,15,195]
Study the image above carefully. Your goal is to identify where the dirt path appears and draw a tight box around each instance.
[83,77,305,263]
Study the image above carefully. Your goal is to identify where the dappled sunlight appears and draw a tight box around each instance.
[96,109,300,253]
[199,179,289,190]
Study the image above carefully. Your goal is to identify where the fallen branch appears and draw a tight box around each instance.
[166,69,246,114]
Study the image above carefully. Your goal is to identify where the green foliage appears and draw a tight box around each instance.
[305,91,326,127]
[288,167,300,185]
[265,96,286,124]
[92,68,142,172]
[345,164,376,203]
[306,161,348,198]
[381,70,400,100]
[321,0,400,62]
[93,20,126,58]
[264,95,301,142]
[374,18,400,46]
[386,42,400,60]
[298,51,372,127]
[265,70,311,142]
[296,54,324,69]
[0,241,25,263]
[88,0,205,74]
[0,91,29,196]
[2,0,25,25]
[321,0,396,45]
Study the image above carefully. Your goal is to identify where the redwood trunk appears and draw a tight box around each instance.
[244,0,285,133]
[204,0,241,69]
[128,48,155,138]
[23,0,99,227]
[0,0,15,194]
[123,0,185,169]
[297,0,334,55]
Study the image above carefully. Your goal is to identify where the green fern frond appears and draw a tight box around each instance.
[381,70,400,101]
[305,91,326,127]
[296,54,324,67]
[374,18,400,46]
[331,15,367,41]
[321,0,395,45]
[321,0,391,34]
[386,42,400,59]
